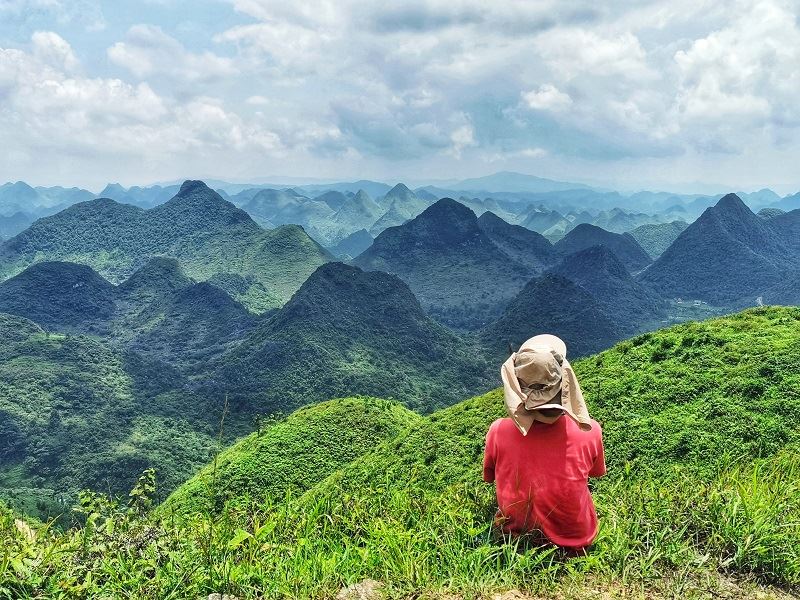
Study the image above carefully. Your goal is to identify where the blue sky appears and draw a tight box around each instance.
[1,0,799,193]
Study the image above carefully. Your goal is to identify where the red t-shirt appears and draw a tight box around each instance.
[483,416,606,548]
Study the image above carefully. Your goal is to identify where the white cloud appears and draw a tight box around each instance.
[4,1,800,188]
[673,0,800,132]
[108,25,237,83]
[31,30,78,70]
[522,84,572,111]
[534,29,654,81]
[448,123,475,159]
[0,32,284,178]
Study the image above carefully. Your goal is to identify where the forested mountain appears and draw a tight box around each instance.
[0,262,117,333]
[354,199,541,329]
[0,181,332,310]
[0,182,93,216]
[629,220,689,258]
[549,245,666,334]
[639,194,796,304]
[369,183,433,235]
[211,262,495,414]
[97,183,181,208]
[480,273,621,359]
[0,259,258,373]
[330,229,373,258]
[240,188,334,240]
[0,211,37,239]
[554,223,652,272]
[768,208,800,256]
[6,307,800,597]
[476,210,556,271]
[0,312,218,516]
[332,190,384,234]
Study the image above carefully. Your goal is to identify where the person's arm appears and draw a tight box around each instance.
[482,423,496,483]
[588,428,606,478]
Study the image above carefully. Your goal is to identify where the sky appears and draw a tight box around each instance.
[1,0,799,193]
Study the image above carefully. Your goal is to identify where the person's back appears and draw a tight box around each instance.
[483,415,605,549]
[483,333,606,550]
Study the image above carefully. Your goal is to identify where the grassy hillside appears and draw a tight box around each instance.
[162,397,422,515]
[2,307,799,598]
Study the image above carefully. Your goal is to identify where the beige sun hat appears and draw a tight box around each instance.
[501,334,592,435]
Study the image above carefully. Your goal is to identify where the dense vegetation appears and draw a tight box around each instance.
[354,199,550,329]
[0,259,258,375]
[0,181,332,311]
[548,245,666,335]
[0,313,218,519]
[628,220,688,258]
[1,308,798,598]
[481,273,621,359]
[211,262,495,415]
[162,397,422,515]
[0,262,499,516]
[640,194,798,304]
[553,223,652,272]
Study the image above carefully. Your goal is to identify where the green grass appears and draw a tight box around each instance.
[162,397,423,515]
[1,449,797,598]
[2,307,799,598]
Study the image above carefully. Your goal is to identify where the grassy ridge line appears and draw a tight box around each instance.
[161,397,423,515]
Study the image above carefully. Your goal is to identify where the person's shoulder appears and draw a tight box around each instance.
[489,417,515,433]
[567,417,603,438]
[587,418,604,441]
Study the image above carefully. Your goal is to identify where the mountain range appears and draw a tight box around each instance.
[354,198,547,329]
[0,181,332,311]
[0,259,257,374]
[209,262,495,414]
[639,194,800,304]
[3,176,800,520]
[554,223,652,272]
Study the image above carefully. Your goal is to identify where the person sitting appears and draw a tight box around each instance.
[483,334,606,552]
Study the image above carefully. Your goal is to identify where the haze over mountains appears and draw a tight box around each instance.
[4,171,800,253]
[2,172,800,517]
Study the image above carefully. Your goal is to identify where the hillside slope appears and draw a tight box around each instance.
[548,245,666,335]
[0,180,332,310]
[163,397,422,515]
[212,262,494,414]
[639,194,795,304]
[629,220,689,258]
[481,273,621,359]
[0,259,258,374]
[311,306,800,499]
[554,223,652,272]
[3,308,799,598]
[354,199,535,329]
[0,313,217,517]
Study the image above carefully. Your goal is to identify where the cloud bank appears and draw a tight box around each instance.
[1,0,799,190]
